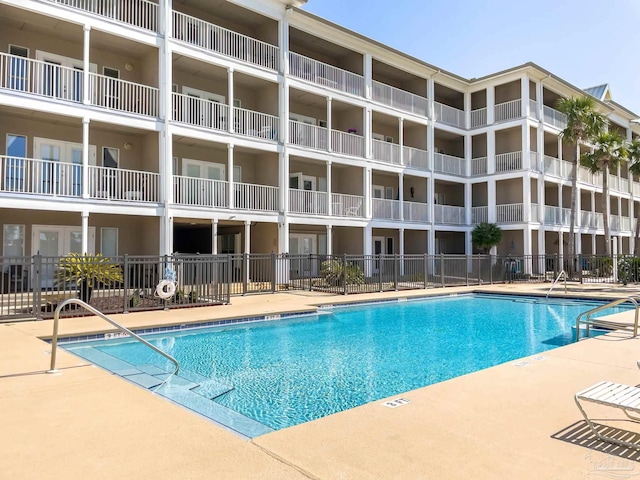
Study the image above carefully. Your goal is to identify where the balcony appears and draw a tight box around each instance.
[608,174,629,193]
[494,151,522,173]
[543,155,572,178]
[289,189,328,216]
[433,204,465,225]
[42,0,158,32]
[543,105,567,130]
[289,52,364,97]
[172,93,228,131]
[0,53,159,117]
[471,157,487,176]
[371,80,428,117]
[433,153,465,176]
[470,108,487,128]
[433,102,465,128]
[0,156,160,203]
[331,130,365,158]
[172,11,279,71]
[372,198,401,220]
[471,206,488,223]
[234,107,278,142]
[578,167,603,187]
[494,99,520,122]
[403,146,429,171]
[544,206,571,226]
[234,183,278,213]
[403,201,429,223]
[331,193,365,218]
[496,203,524,223]
[173,176,227,208]
[371,139,401,165]
[289,121,328,151]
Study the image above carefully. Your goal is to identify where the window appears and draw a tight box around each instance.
[103,68,120,109]
[103,147,119,168]
[8,45,28,91]
[101,228,118,257]
[5,134,26,191]
[2,225,25,257]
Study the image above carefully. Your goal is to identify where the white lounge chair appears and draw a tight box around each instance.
[575,381,640,449]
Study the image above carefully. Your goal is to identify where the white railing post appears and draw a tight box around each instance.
[83,25,91,105]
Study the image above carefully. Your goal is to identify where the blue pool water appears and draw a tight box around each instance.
[65,294,630,434]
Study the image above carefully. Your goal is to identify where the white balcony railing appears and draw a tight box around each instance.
[544,206,571,226]
[234,107,279,142]
[578,167,603,187]
[172,93,229,131]
[371,139,401,165]
[470,107,487,128]
[0,52,83,102]
[433,204,466,225]
[496,203,524,223]
[88,72,159,117]
[529,99,538,119]
[471,157,487,176]
[494,99,520,122]
[433,153,465,176]
[331,193,364,218]
[608,174,630,193]
[433,102,465,128]
[529,151,541,172]
[372,198,401,220]
[371,80,428,116]
[173,176,228,208]
[234,183,279,212]
[495,151,522,173]
[619,216,632,232]
[173,11,279,70]
[88,165,159,202]
[289,52,364,97]
[289,189,328,216]
[331,130,364,158]
[403,146,429,171]
[471,206,488,224]
[543,105,567,130]
[43,0,159,32]
[403,201,429,223]
[0,156,82,197]
[634,182,640,196]
[543,155,573,178]
[289,121,328,151]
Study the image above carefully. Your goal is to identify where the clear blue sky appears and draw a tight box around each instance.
[303,0,640,115]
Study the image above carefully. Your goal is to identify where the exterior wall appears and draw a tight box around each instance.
[251,222,278,253]
[495,128,521,154]
[403,125,427,149]
[496,179,522,204]
[403,177,428,202]
[333,165,363,195]
[404,230,427,254]
[333,227,363,254]
[494,80,521,104]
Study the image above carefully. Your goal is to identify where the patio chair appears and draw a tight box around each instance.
[344,199,363,217]
[575,381,640,449]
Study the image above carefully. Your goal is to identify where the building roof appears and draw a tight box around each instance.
[584,84,612,101]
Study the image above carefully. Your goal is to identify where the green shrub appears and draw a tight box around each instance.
[618,256,640,284]
[320,259,365,286]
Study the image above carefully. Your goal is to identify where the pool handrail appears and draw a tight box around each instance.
[47,298,179,378]
[574,296,640,341]
[546,270,567,298]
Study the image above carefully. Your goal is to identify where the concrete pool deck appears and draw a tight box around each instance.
[3,283,640,479]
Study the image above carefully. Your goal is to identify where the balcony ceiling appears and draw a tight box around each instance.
[372,60,416,84]
[289,88,327,108]
[290,27,356,60]
[173,54,227,80]
[173,136,228,152]
[174,0,275,29]
[0,5,82,43]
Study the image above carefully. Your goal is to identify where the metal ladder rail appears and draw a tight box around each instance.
[574,297,640,341]
[546,270,567,298]
[48,298,179,378]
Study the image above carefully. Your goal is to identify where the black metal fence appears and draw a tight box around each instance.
[0,252,633,321]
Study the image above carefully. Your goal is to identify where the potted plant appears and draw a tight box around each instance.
[55,253,123,303]
[347,128,358,134]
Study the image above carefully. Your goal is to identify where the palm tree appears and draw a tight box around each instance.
[627,138,640,254]
[556,97,606,263]
[580,132,627,255]
[471,222,502,254]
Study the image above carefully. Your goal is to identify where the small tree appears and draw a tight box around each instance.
[56,253,123,303]
[581,131,627,256]
[471,222,502,254]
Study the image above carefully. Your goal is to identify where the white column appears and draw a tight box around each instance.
[326,225,333,255]
[159,6,173,255]
[558,231,564,265]
[364,225,373,255]
[326,96,332,152]
[364,108,372,158]
[464,182,472,225]
[398,117,404,165]
[82,25,91,105]
[463,91,471,129]
[427,122,435,172]
[427,77,435,120]
[538,228,545,271]
[81,211,89,254]
[558,184,563,211]
[279,16,289,76]
[557,136,563,162]
[536,81,544,121]
[364,53,372,99]
[280,151,289,214]
[398,173,404,221]
[522,175,531,222]
[399,228,405,275]
[364,167,372,218]
[82,118,90,199]
[487,130,496,174]
[521,75,530,118]
[212,219,218,254]
[427,228,436,256]
[486,85,495,125]
[227,144,234,208]
[244,221,251,254]
[278,220,289,254]
[464,133,471,177]
[591,233,596,255]
[487,179,496,223]
[228,68,235,133]
[327,161,332,216]
[522,122,531,169]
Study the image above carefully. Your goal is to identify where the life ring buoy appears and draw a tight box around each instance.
[156,280,177,299]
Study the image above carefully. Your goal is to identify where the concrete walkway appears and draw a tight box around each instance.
[3,284,640,479]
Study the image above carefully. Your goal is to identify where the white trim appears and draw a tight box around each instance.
[8,45,29,57]
[2,224,25,257]
[35,50,97,73]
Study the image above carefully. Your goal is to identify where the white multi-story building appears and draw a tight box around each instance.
[1,0,639,266]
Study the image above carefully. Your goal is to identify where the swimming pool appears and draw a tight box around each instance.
[64,294,630,437]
